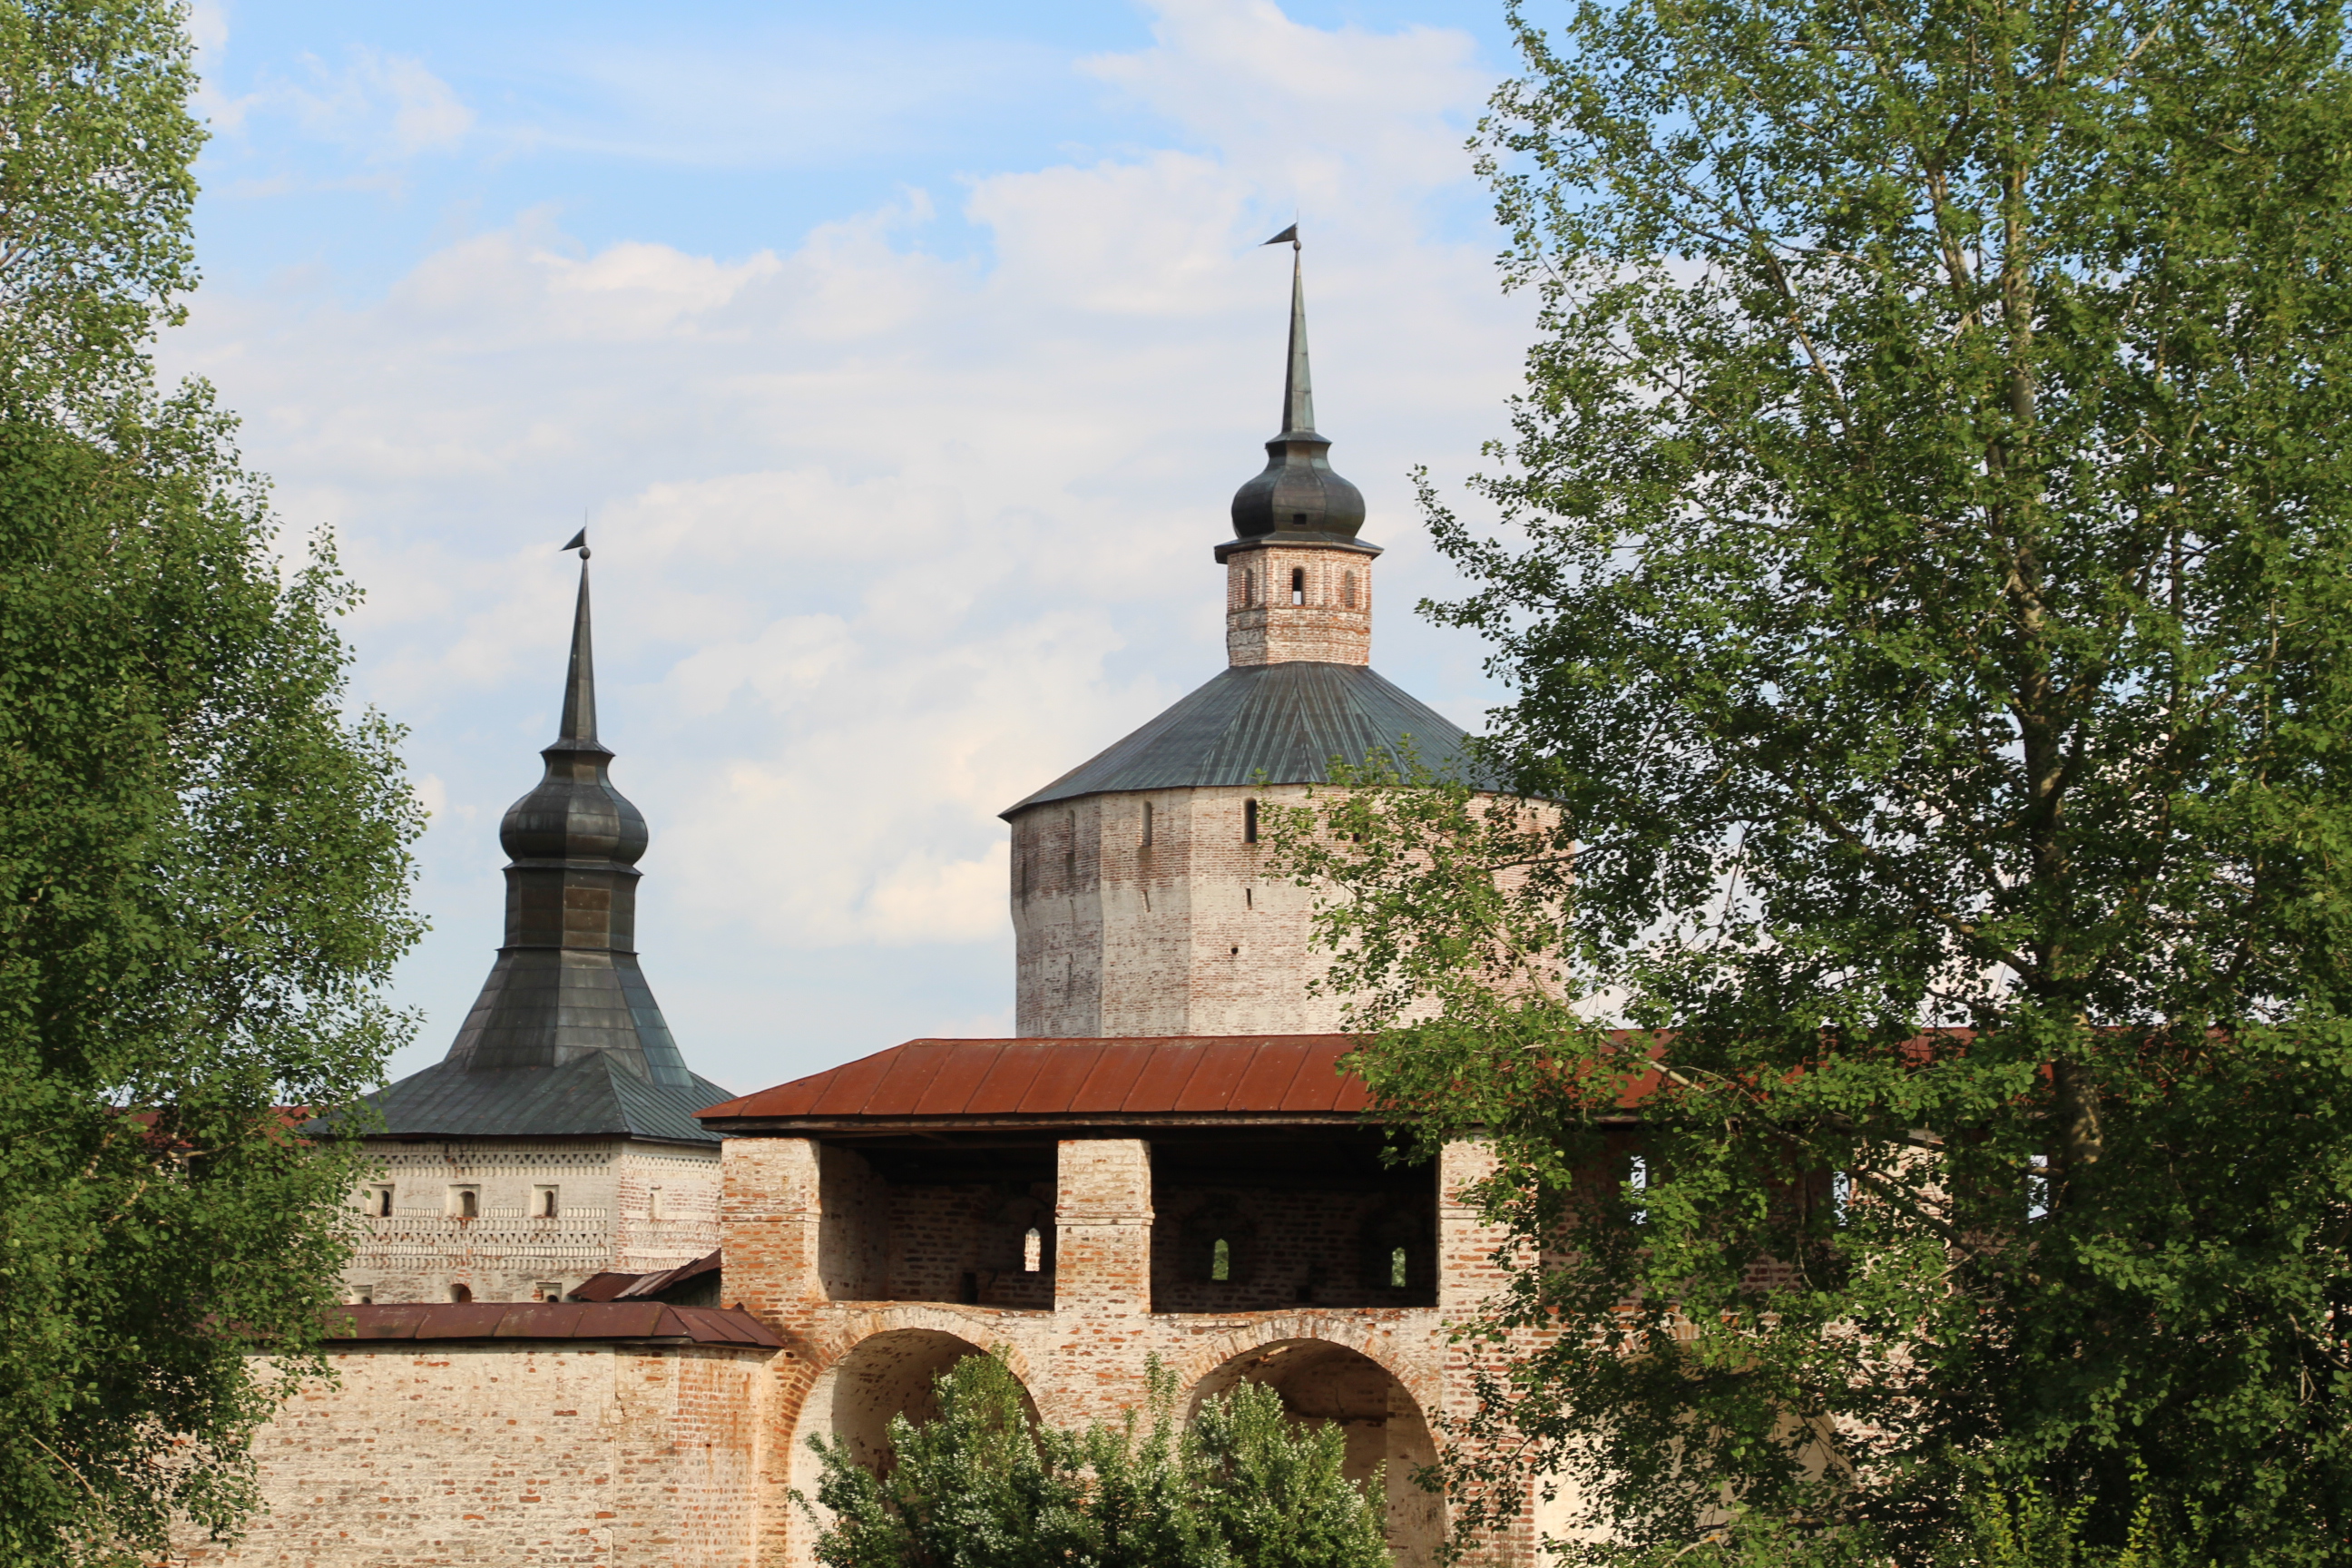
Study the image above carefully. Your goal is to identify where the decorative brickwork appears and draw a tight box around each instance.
[343,1137,720,1304]
[1224,543,1375,666]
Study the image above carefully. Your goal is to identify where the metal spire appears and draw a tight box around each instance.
[1278,239,1316,436]
[558,532,597,745]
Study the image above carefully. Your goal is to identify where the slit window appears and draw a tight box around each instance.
[1210,1237,1232,1281]
[370,1185,393,1218]
[1390,1245,1409,1289]
[1290,567,1305,604]
[1244,798,1259,843]
[1064,813,1077,886]
[1342,571,1357,608]
[1246,569,1258,606]
[1024,1227,1043,1272]
[1142,802,1153,847]
[534,1185,559,1219]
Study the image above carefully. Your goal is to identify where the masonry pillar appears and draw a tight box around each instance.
[1438,1138,1542,1567]
[1049,1137,1154,1426]
[720,1136,823,1333]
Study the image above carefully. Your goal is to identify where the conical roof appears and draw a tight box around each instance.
[1001,662,1488,816]
[365,549,724,1143]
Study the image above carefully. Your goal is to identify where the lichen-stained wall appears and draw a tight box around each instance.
[343,1138,721,1305]
[176,1341,769,1568]
[1010,785,1347,1038]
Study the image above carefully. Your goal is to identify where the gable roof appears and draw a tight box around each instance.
[696,1035,1372,1131]
[1002,662,1487,816]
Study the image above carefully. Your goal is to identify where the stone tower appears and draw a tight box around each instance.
[343,544,728,1304]
[1003,247,1483,1037]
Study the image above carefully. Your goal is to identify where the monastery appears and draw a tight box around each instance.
[184,250,1557,1568]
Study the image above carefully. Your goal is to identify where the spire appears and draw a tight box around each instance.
[1279,245,1316,437]
[1226,229,1370,550]
[558,552,598,745]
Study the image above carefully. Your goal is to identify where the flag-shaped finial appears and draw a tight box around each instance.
[1262,223,1299,250]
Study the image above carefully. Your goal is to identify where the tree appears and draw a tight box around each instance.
[801,1354,1395,1568]
[1266,0,2352,1561]
[0,2,423,1561]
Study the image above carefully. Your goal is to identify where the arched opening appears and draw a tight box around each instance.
[1290,567,1306,605]
[1191,1340,1444,1568]
[789,1330,1042,1557]
[448,1282,472,1303]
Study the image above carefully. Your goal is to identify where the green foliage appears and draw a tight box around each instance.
[1262,0,2352,1562]
[800,1353,1395,1568]
[0,1,424,1561]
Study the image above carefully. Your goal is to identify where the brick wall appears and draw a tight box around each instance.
[345,1137,721,1305]
[1151,1181,1436,1313]
[177,1342,768,1567]
[1010,785,1348,1037]
[1224,543,1374,666]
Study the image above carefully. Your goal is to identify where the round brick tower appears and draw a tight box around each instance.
[1002,244,1482,1037]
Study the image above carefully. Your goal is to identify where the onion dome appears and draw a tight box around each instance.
[1225,241,1370,552]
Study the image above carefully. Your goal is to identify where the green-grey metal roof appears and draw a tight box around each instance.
[1002,661,1488,817]
[361,1049,730,1144]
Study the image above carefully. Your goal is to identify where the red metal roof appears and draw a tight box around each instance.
[697,1035,1372,1124]
[322,1300,779,1348]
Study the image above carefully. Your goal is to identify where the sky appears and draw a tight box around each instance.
[160,0,1544,1095]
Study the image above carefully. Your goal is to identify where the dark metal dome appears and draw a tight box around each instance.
[1227,247,1368,548]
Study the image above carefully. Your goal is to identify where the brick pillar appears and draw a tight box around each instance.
[720,1136,823,1334]
[1438,1138,1541,1567]
[1049,1137,1154,1426]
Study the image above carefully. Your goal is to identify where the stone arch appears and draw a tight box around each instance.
[1188,1337,1446,1568]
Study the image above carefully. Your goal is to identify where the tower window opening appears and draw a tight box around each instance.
[1290,567,1305,605]
[1245,886,1252,909]
[534,1185,559,1218]
[1246,569,1258,607]
[371,1185,393,1218]
[449,1282,473,1303]
[1024,1227,1043,1273]
[1343,571,1357,608]
[1210,1238,1231,1281]
[451,1186,478,1220]
[1142,802,1153,847]
[1390,1245,1409,1288]
[1244,798,1259,843]
[1065,812,1077,887]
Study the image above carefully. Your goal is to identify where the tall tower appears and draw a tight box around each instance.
[346,545,729,1304]
[1003,247,1483,1037]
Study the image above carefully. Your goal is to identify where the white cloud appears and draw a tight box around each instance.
[160,0,1530,1083]
[201,46,474,163]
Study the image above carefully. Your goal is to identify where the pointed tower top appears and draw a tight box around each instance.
[1224,233,1373,557]
[557,552,600,748]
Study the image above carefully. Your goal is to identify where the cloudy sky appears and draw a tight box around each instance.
[162,0,1540,1094]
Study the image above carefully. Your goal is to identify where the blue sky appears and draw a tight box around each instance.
[165,0,1541,1094]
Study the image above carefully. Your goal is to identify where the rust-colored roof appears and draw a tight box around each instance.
[322,1301,779,1348]
[697,1036,1372,1127]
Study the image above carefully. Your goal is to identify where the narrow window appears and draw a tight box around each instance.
[534,1185,559,1219]
[452,1186,478,1219]
[649,1184,665,1220]
[1024,1227,1043,1273]
[1390,1245,1409,1289]
[1210,1237,1231,1281]
[1246,569,1259,606]
[1342,571,1357,608]
[1245,886,1252,909]
[1628,1156,1648,1225]
[1142,802,1153,847]
[449,1282,473,1303]
[1064,812,1077,887]
[371,1185,393,1218]
[1290,567,1306,604]
[1243,798,1259,844]
[1019,844,1030,898]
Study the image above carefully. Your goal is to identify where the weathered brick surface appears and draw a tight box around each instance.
[344,1138,720,1305]
[1224,543,1374,666]
[1010,785,1348,1037]
[178,1343,767,1566]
